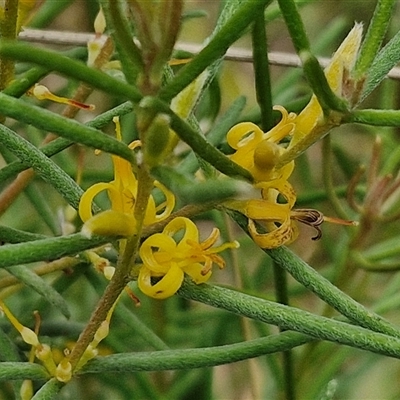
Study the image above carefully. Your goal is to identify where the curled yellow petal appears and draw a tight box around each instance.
[152,181,176,223]
[138,264,184,299]
[248,217,298,249]
[81,210,136,238]
[79,182,113,222]
[183,262,212,284]
[139,233,176,273]
[227,108,296,182]
[258,179,297,207]
[164,217,199,252]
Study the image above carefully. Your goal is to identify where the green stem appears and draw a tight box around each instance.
[276,0,310,54]
[69,131,154,372]
[276,116,341,169]
[68,265,131,371]
[103,0,143,85]
[85,268,170,351]
[354,0,397,78]
[277,0,346,114]
[252,12,274,131]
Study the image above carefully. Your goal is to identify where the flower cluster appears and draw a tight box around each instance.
[0,299,112,388]
[77,24,362,299]
[225,25,362,248]
[79,119,236,299]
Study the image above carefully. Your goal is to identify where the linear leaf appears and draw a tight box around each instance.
[0,362,48,380]
[5,264,70,318]
[0,40,142,103]
[0,93,134,163]
[361,28,400,100]
[0,233,112,269]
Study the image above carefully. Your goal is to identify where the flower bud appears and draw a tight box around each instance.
[143,114,171,167]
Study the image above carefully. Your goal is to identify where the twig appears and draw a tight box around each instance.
[18,28,400,80]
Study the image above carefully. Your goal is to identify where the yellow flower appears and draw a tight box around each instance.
[227,106,296,182]
[79,117,175,237]
[138,217,239,299]
[290,23,363,148]
[226,180,357,249]
[226,179,298,249]
[0,300,70,382]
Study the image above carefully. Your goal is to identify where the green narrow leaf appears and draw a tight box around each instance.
[0,41,142,103]
[0,225,48,243]
[252,11,274,130]
[159,0,273,102]
[0,123,86,210]
[179,179,240,204]
[24,182,60,235]
[0,328,22,399]
[31,378,64,400]
[142,96,253,181]
[178,280,400,358]
[0,93,135,163]
[0,101,133,183]
[347,109,400,127]
[354,0,397,78]
[4,264,70,319]
[101,0,142,85]
[0,233,111,269]
[29,0,75,28]
[361,29,400,100]
[277,0,346,114]
[0,327,20,362]
[81,330,311,374]
[229,210,400,339]
[0,362,49,380]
